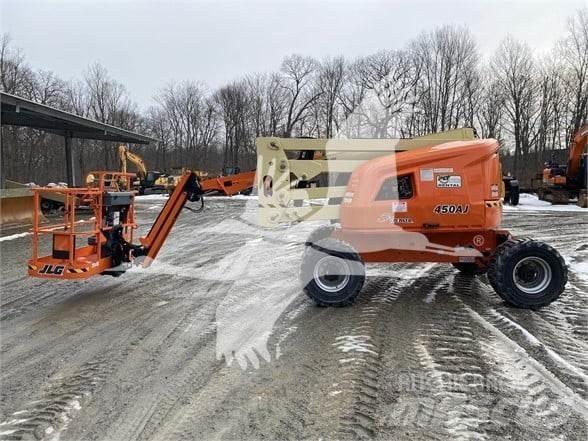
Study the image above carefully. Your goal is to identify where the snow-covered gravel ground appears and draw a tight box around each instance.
[504,192,588,212]
[1,196,587,440]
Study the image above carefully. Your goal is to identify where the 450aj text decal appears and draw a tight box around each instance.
[433,204,470,214]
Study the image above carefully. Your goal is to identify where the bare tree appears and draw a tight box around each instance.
[475,67,505,139]
[214,81,251,168]
[491,36,537,176]
[279,54,322,137]
[410,25,480,133]
[317,56,346,137]
[353,50,416,137]
[0,33,34,97]
[338,60,368,137]
[2,9,587,186]
[559,7,588,135]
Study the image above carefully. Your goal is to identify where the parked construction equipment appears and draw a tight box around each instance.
[200,167,255,196]
[117,144,254,196]
[119,144,148,187]
[118,144,170,194]
[535,123,588,206]
[27,170,203,279]
[1,187,36,225]
[0,180,69,225]
[257,131,567,309]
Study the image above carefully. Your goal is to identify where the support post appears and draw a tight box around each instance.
[64,132,75,187]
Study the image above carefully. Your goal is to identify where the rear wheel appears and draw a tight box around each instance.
[487,238,567,308]
[300,238,365,307]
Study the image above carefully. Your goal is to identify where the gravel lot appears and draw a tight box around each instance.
[1,195,587,440]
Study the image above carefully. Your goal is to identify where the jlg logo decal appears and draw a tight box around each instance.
[436,175,462,188]
[434,204,470,214]
[38,264,65,276]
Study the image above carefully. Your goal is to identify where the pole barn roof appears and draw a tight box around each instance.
[1,92,157,144]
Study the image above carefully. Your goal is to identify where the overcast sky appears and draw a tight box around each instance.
[1,0,585,109]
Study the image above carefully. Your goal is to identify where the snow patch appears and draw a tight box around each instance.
[333,335,378,355]
[0,232,31,242]
[504,193,588,212]
[204,195,258,200]
[135,194,169,201]
[570,261,588,278]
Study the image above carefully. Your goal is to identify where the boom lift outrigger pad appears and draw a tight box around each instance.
[256,131,568,309]
[28,170,203,279]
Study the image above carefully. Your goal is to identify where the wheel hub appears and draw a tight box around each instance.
[314,255,351,293]
[513,256,552,295]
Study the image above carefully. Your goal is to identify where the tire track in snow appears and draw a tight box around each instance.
[413,274,505,441]
[460,278,588,402]
[0,349,129,441]
[454,296,588,421]
[330,263,444,439]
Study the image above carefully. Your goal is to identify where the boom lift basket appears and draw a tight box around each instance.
[28,172,137,279]
[27,169,203,280]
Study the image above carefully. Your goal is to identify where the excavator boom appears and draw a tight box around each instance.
[119,144,147,179]
[567,123,588,182]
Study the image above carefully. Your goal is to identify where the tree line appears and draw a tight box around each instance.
[1,7,587,185]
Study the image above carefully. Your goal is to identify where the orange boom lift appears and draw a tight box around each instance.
[28,170,203,279]
[257,136,569,309]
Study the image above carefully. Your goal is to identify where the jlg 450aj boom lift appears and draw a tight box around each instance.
[28,170,203,279]
[257,134,568,309]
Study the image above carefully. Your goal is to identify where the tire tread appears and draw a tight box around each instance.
[487,238,567,308]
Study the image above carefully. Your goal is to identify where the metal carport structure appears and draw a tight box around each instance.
[1,92,157,186]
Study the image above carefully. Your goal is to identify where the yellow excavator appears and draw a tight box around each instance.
[118,145,171,194]
[118,145,147,188]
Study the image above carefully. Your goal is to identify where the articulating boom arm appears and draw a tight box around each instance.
[138,171,203,265]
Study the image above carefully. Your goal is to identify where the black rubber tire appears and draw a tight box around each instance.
[305,225,335,247]
[487,238,567,308]
[300,238,365,307]
[452,262,487,275]
[509,186,520,206]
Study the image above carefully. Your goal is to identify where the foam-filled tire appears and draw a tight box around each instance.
[300,238,365,307]
[487,238,567,308]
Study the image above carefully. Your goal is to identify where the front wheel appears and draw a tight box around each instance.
[487,239,567,308]
[300,238,365,307]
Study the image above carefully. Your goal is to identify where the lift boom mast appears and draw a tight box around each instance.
[139,171,202,265]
